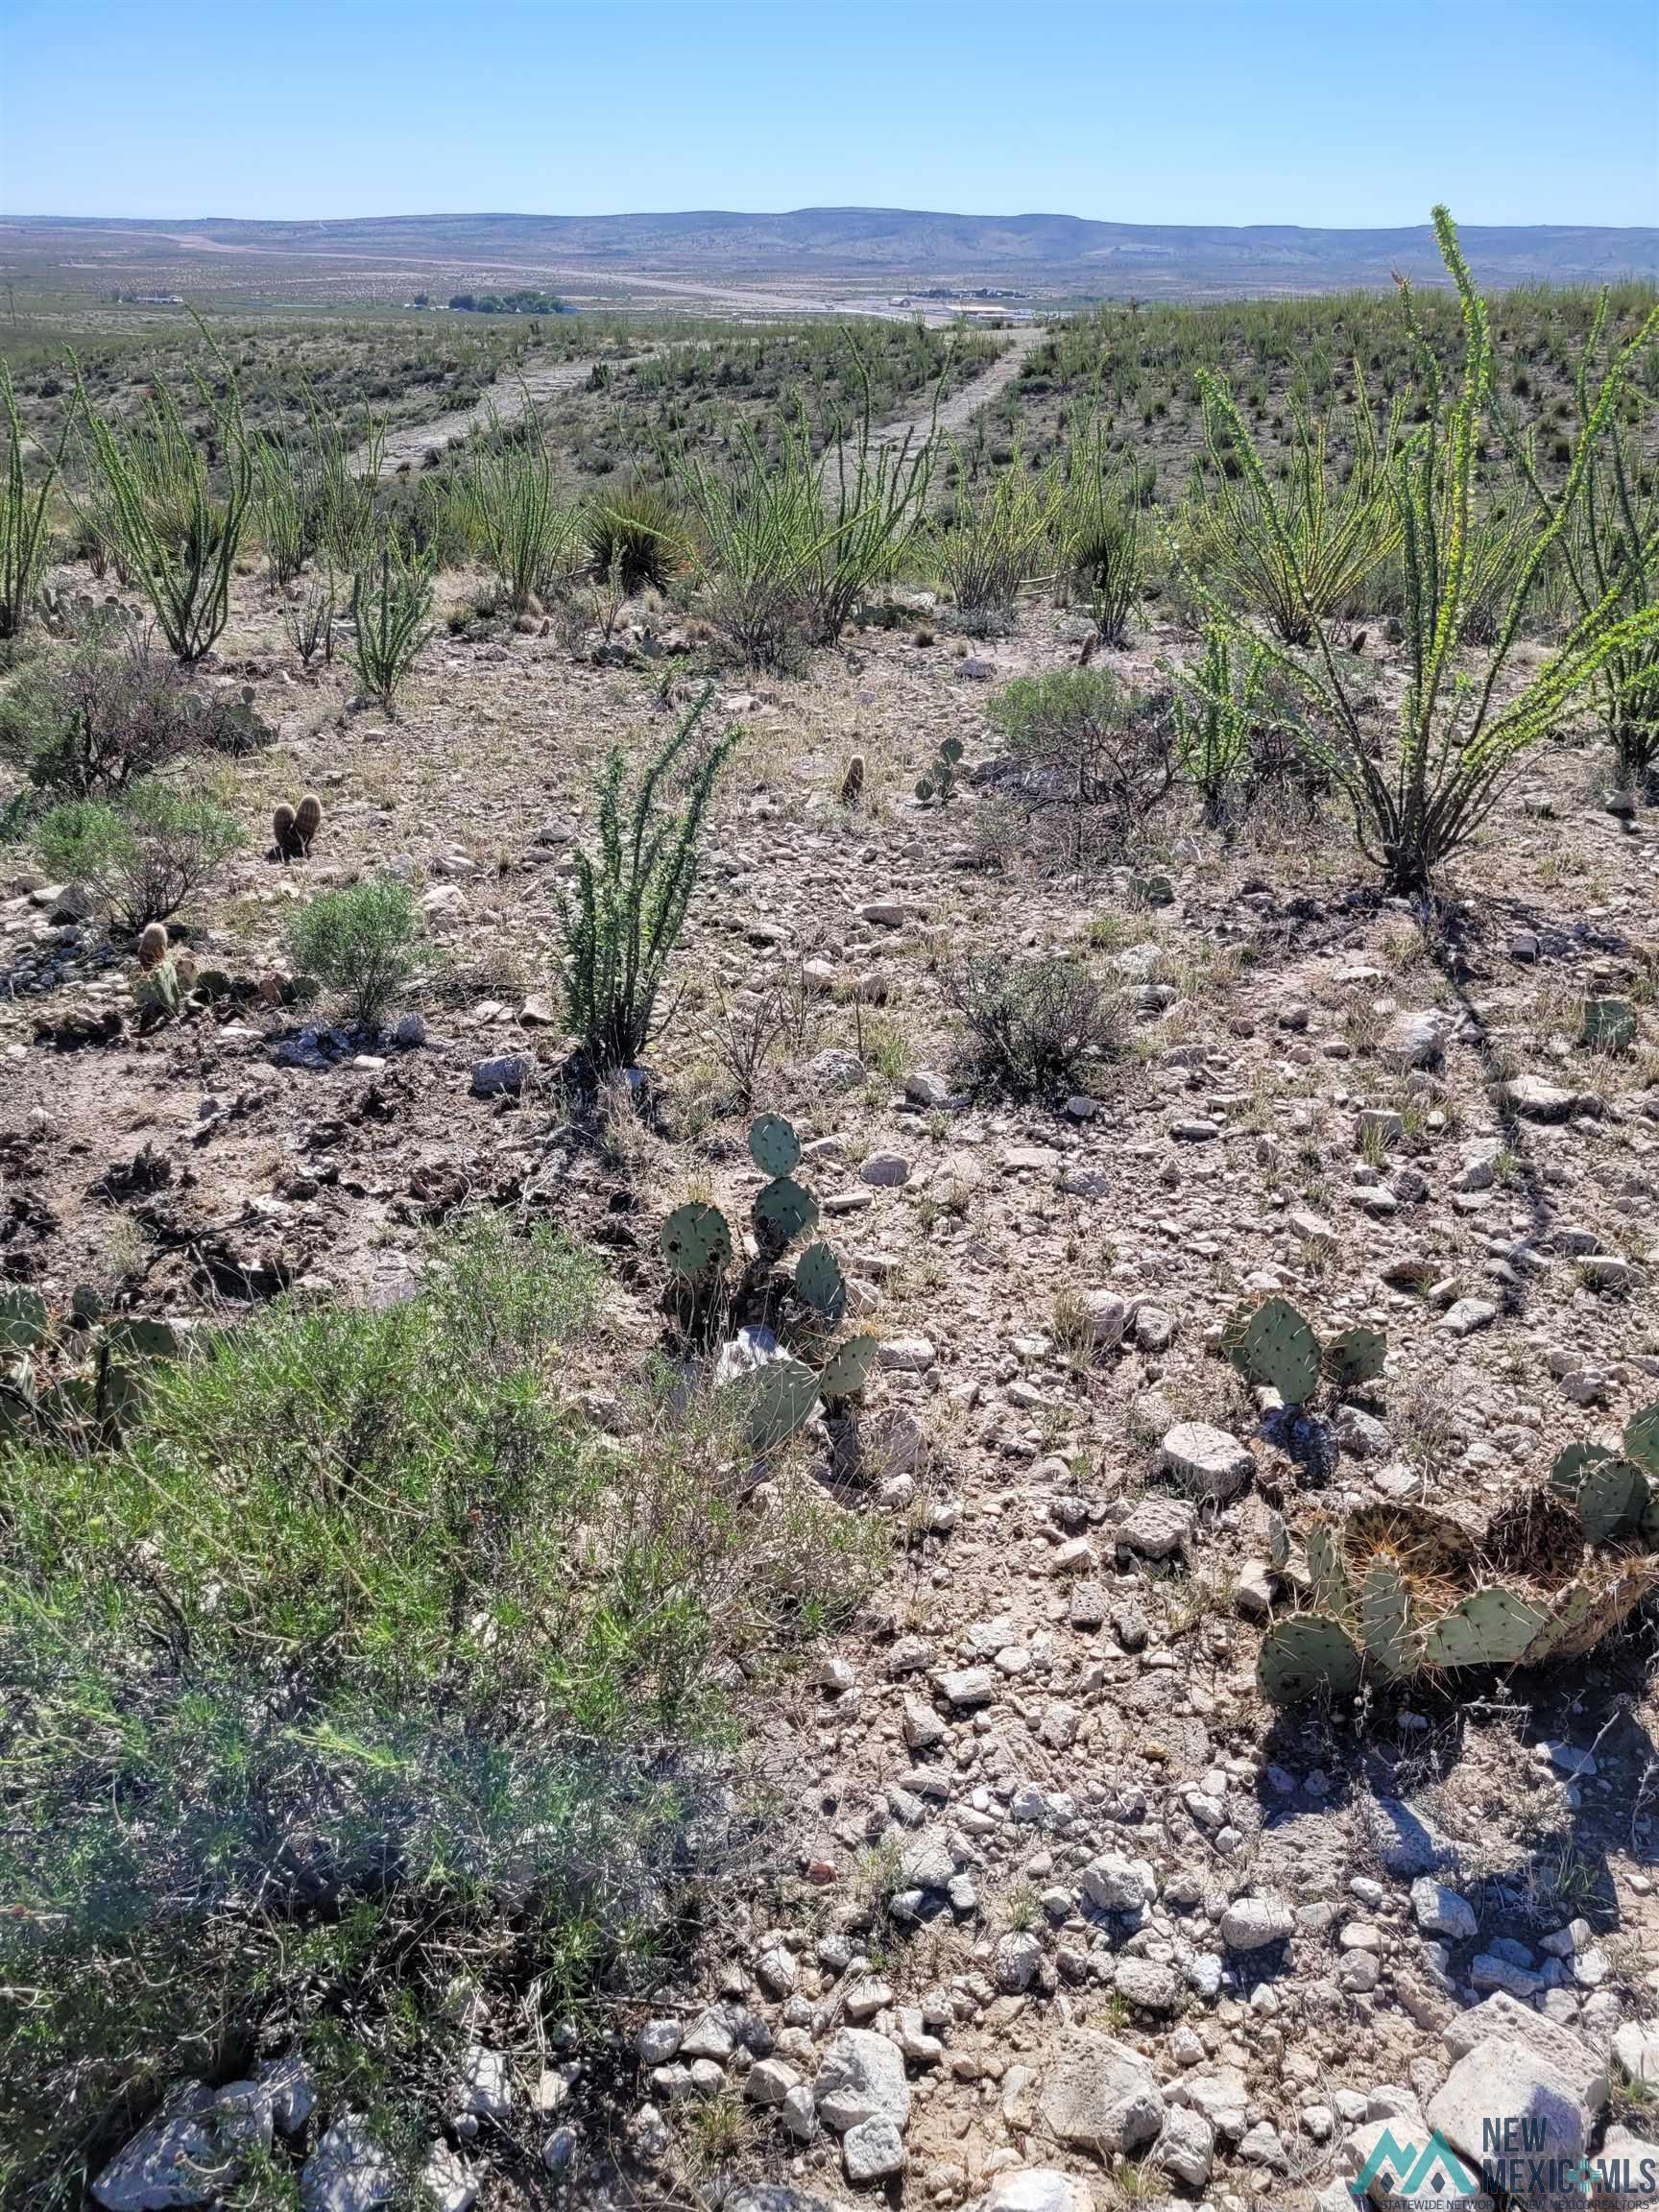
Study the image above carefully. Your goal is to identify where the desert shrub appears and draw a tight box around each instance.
[584,477,683,593]
[1172,624,1269,831]
[1185,393,1400,644]
[463,411,579,610]
[283,571,336,666]
[72,363,253,663]
[348,532,434,709]
[0,632,271,796]
[672,421,823,668]
[36,782,245,931]
[2,360,71,643]
[560,685,741,1070]
[942,950,1124,1097]
[0,1215,877,2206]
[1194,206,1659,891]
[287,876,424,1034]
[986,665,1174,863]
[929,444,1063,627]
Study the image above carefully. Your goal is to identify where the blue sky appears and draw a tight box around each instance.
[2,0,1655,228]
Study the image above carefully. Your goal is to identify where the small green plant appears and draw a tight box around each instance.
[1221,1294,1386,1410]
[1549,1399,1659,1544]
[464,410,580,611]
[559,685,740,1070]
[284,571,336,666]
[914,733,964,805]
[287,877,424,1035]
[348,532,434,709]
[583,477,682,593]
[1171,624,1267,830]
[1062,423,1144,647]
[986,666,1173,862]
[930,442,1063,628]
[36,782,246,932]
[0,631,271,797]
[1,360,74,642]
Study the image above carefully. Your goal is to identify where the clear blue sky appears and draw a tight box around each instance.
[2,0,1655,228]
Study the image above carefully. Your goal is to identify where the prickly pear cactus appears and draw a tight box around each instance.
[818,1334,878,1405]
[0,1287,48,1355]
[916,734,964,805]
[754,1175,819,1250]
[1551,1440,1615,1497]
[745,1356,821,1450]
[1580,997,1635,1054]
[1422,1587,1548,1669]
[1257,1615,1362,1703]
[1304,1520,1350,1620]
[794,1242,848,1323]
[102,1317,180,1360]
[1232,1296,1323,1407]
[1576,1455,1650,1544]
[661,1202,733,1279]
[1358,1554,1419,1680]
[1623,1402,1659,1481]
[1323,1326,1386,1392]
[749,1114,802,1179]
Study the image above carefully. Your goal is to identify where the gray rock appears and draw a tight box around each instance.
[1219,1894,1295,1951]
[1411,1877,1478,1943]
[637,2017,683,2066]
[810,1048,867,1091]
[726,2190,848,2212]
[904,1070,950,1108]
[1385,1008,1457,1068]
[1158,1421,1254,1501]
[300,2114,396,2212]
[1038,2029,1163,2153]
[421,2142,478,2212]
[1155,2104,1214,2187]
[1441,1994,1608,2113]
[976,2170,1094,2212]
[258,2050,317,2135]
[1440,1296,1498,1337]
[813,2028,911,2135]
[1080,1851,1155,1914]
[935,1667,994,1708]
[1118,1495,1194,1559]
[1361,1795,1456,1877]
[842,2115,906,2183]
[91,2082,228,2211]
[469,1053,533,1097]
[859,1152,911,1188]
[995,1932,1044,1992]
[1171,2066,1248,2139]
[1428,2042,1587,2207]
[1497,1075,1581,1122]
[1079,1290,1130,1348]
[1114,1959,1183,2013]
[1614,2020,1659,2089]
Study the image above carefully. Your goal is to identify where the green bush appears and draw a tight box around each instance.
[986,665,1174,862]
[287,876,424,1034]
[36,781,245,931]
[0,1215,878,2205]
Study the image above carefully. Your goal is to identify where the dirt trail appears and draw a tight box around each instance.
[354,353,641,475]
[356,321,1043,478]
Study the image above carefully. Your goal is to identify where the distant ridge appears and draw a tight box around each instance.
[7,206,1655,299]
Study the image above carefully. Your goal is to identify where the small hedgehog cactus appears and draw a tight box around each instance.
[273,795,323,864]
[273,802,301,863]
[1221,1294,1385,1409]
[295,793,323,854]
[137,922,169,971]
[840,753,866,805]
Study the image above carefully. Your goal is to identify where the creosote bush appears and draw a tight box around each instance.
[36,781,245,931]
[986,665,1174,862]
[0,630,271,796]
[942,950,1124,1097]
[287,875,424,1034]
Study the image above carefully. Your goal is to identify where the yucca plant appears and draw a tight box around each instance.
[348,532,434,709]
[1190,206,1659,894]
[1511,291,1659,795]
[559,685,742,1071]
[672,422,827,667]
[583,478,682,594]
[73,362,252,663]
[806,344,939,641]
[466,408,579,610]
[1,362,73,642]
[1187,390,1399,644]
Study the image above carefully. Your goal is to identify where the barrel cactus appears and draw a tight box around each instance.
[1257,1490,1659,1705]
[295,793,323,854]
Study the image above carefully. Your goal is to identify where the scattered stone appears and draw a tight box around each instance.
[1038,2030,1164,2153]
[1219,1894,1295,1951]
[1158,1420,1254,1500]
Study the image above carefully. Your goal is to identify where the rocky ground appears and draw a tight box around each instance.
[5,549,1659,2212]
